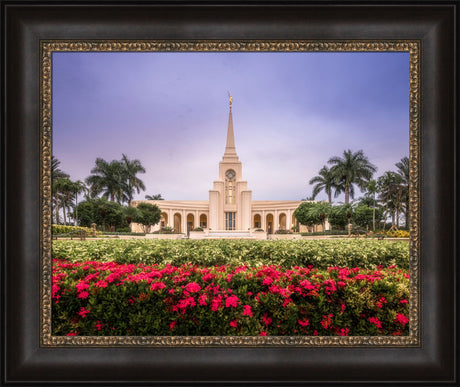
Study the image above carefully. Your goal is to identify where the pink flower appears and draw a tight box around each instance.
[400,299,409,304]
[169,321,177,331]
[259,331,267,336]
[225,294,240,308]
[321,314,333,329]
[211,295,222,312]
[185,282,201,293]
[66,332,78,336]
[229,320,238,328]
[298,319,310,327]
[150,281,166,291]
[262,277,273,286]
[368,317,383,329]
[262,313,272,326]
[75,281,89,292]
[198,293,207,306]
[94,280,108,288]
[77,307,90,318]
[340,303,346,313]
[337,327,349,336]
[77,291,89,299]
[395,313,409,326]
[242,305,253,317]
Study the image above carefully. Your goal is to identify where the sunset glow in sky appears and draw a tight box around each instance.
[52,51,409,202]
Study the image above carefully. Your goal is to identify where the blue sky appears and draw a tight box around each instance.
[52,51,409,202]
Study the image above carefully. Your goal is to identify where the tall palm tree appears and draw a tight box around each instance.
[395,156,410,227]
[365,179,378,231]
[51,156,69,180]
[71,180,87,225]
[328,149,377,204]
[53,177,75,225]
[145,194,164,200]
[121,154,146,206]
[309,165,341,204]
[86,158,127,203]
[51,156,69,224]
[377,171,405,228]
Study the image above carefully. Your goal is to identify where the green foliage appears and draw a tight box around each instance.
[353,204,384,229]
[76,198,124,230]
[294,202,331,229]
[52,225,97,235]
[52,239,409,270]
[134,203,162,233]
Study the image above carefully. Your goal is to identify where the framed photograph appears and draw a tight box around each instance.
[2,1,457,385]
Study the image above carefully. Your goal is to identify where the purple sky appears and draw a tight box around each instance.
[52,52,409,202]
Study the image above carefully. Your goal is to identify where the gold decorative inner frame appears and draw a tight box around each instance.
[40,40,420,347]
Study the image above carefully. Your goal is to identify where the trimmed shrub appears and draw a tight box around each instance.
[52,259,409,336]
[52,239,409,270]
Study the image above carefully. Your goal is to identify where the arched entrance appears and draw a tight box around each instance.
[199,214,207,228]
[253,214,261,229]
[173,213,182,233]
[279,213,287,230]
[160,212,168,229]
[187,214,195,233]
[266,214,274,234]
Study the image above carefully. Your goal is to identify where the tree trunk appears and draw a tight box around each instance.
[62,204,66,226]
[344,186,349,204]
[111,192,115,201]
[328,193,332,204]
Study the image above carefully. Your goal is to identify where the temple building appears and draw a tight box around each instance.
[131,97,323,238]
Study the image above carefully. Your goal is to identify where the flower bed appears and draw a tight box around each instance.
[52,259,409,337]
[52,239,409,270]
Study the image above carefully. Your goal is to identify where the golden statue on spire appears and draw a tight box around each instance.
[228,91,233,108]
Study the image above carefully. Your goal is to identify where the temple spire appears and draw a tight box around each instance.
[223,93,238,161]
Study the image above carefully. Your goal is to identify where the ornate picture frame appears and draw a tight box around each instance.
[3,2,456,384]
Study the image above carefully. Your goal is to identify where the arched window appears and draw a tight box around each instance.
[225,169,236,204]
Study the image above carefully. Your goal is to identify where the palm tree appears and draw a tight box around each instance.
[51,157,69,224]
[377,171,405,228]
[86,158,127,203]
[366,179,378,231]
[53,177,76,225]
[121,154,146,206]
[145,194,164,200]
[51,156,69,180]
[309,165,341,204]
[395,156,410,227]
[328,149,377,204]
[71,180,87,225]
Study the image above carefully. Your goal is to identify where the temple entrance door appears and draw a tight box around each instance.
[266,214,274,234]
[173,213,181,233]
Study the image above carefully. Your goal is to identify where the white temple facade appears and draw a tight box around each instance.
[131,98,324,237]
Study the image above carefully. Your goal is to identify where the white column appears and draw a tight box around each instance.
[274,210,279,232]
[262,210,266,231]
[195,210,199,228]
[181,210,186,234]
[287,209,291,230]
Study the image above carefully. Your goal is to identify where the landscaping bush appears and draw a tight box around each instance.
[275,229,292,234]
[52,239,409,270]
[52,225,99,235]
[52,259,409,336]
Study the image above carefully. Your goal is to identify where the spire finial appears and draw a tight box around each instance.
[228,91,233,109]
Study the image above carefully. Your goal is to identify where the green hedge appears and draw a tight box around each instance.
[52,239,409,270]
[52,259,409,336]
[52,225,98,235]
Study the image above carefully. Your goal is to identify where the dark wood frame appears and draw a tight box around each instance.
[2,1,457,384]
